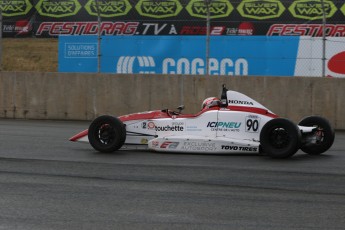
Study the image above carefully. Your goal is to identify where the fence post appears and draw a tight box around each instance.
[96,0,101,73]
[0,10,2,71]
[205,0,210,75]
[321,0,326,78]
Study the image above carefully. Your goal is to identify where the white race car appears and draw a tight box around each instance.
[70,85,335,158]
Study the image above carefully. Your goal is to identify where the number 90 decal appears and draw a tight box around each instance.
[245,116,260,133]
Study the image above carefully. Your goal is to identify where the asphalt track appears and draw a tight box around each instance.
[0,119,344,230]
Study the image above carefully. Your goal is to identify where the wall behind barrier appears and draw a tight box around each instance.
[0,72,344,129]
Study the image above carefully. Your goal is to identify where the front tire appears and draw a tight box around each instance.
[260,118,301,159]
[298,116,335,155]
[88,115,126,153]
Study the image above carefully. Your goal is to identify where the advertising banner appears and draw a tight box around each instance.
[3,0,345,37]
[59,35,300,76]
[58,35,98,72]
[295,37,345,77]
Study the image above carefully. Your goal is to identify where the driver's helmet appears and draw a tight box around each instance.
[202,97,221,109]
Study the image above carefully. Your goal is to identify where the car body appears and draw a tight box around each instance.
[70,86,335,158]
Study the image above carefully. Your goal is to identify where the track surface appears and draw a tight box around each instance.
[0,119,344,230]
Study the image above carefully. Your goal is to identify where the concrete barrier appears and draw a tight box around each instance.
[0,72,344,129]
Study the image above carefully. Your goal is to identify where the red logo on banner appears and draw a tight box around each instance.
[238,22,254,36]
[328,51,345,77]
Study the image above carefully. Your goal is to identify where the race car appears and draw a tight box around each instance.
[69,85,335,158]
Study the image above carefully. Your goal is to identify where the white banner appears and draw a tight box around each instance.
[295,37,345,77]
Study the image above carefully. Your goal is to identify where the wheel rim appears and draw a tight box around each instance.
[268,127,290,149]
[97,124,115,145]
[309,126,325,145]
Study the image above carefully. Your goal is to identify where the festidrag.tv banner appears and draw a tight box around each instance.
[3,0,345,37]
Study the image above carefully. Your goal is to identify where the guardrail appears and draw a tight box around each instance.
[0,72,344,129]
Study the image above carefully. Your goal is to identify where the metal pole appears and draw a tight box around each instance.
[96,0,101,73]
[321,0,326,78]
[205,0,210,75]
[0,10,2,71]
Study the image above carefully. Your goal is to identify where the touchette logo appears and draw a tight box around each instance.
[0,0,32,16]
[186,0,233,19]
[84,0,132,17]
[237,0,285,20]
[35,0,81,18]
[289,0,337,20]
[135,0,182,18]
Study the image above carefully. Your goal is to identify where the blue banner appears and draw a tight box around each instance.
[58,36,98,73]
[59,36,300,76]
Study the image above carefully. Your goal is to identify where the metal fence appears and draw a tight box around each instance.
[1,0,345,77]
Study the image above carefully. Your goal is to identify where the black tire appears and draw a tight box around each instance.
[260,118,301,159]
[88,115,126,153]
[298,116,335,155]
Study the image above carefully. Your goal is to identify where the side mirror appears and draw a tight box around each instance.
[177,105,185,113]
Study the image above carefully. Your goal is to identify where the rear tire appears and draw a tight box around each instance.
[88,115,126,153]
[260,118,301,159]
[298,116,335,155]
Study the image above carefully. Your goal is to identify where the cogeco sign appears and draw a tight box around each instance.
[237,0,285,20]
[116,56,248,75]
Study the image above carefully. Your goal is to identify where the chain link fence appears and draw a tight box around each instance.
[1,0,345,77]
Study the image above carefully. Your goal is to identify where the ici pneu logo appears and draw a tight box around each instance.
[116,56,156,73]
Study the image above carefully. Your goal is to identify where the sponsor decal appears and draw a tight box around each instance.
[155,124,184,132]
[160,141,179,149]
[151,140,159,148]
[3,15,35,36]
[237,0,285,20]
[36,0,81,18]
[14,19,33,35]
[207,122,241,132]
[221,145,258,152]
[37,21,139,35]
[180,26,225,35]
[181,142,216,151]
[64,43,97,58]
[135,0,183,18]
[207,122,241,128]
[0,0,32,17]
[186,0,234,19]
[116,56,248,75]
[342,4,345,17]
[226,22,255,36]
[245,116,260,133]
[141,23,177,35]
[327,51,345,77]
[186,125,202,132]
[228,100,254,105]
[117,56,155,74]
[141,138,148,144]
[142,121,155,129]
[267,24,345,37]
[84,0,132,17]
[288,0,337,20]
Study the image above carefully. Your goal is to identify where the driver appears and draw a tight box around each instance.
[201,97,221,109]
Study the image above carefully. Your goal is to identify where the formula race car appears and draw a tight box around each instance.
[69,85,335,158]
